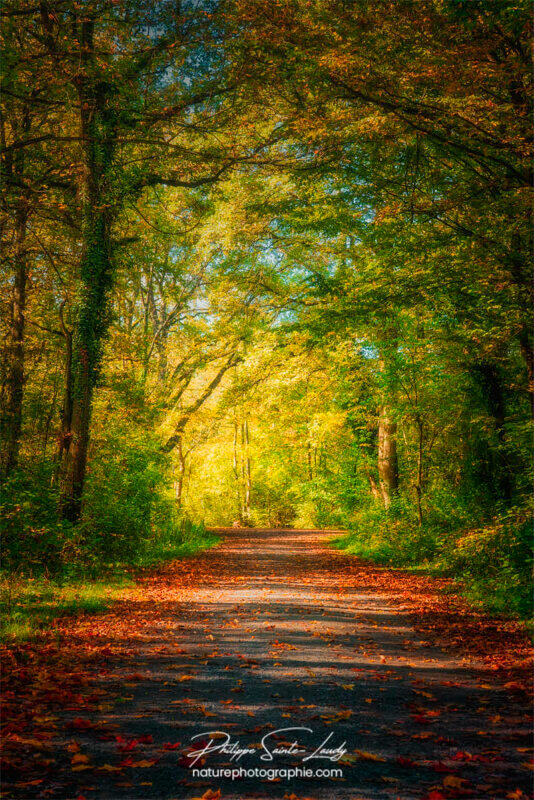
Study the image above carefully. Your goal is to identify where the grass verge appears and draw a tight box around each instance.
[0,526,220,643]
[330,505,532,620]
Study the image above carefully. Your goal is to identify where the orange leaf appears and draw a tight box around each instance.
[15,780,43,788]
[71,753,90,765]
[443,775,468,789]
[354,750,386,762]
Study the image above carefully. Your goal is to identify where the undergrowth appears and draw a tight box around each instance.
[332,499,533,619]
[0,457,219,641]
[0,518,219,643]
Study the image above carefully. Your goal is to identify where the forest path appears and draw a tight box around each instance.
[10,529,532,800]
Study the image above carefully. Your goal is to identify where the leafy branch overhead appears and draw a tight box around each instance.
[1,0,532,610]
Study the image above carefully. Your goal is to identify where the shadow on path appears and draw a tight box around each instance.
[14,529,534,800]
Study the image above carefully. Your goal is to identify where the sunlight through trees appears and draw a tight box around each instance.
[1,0,532,616]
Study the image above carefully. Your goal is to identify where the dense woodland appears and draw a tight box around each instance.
[1,0,532,619]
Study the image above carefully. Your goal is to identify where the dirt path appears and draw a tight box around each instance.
[3,529,532,800]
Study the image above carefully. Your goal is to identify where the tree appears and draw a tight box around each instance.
[4,0,266,520]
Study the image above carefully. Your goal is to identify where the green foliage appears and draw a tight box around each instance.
[80,421,164,567]
[1,463,75,575]
[333,500,533,618]
[1,410,216,581]
[136,516,219,567]
[1,0,531,631]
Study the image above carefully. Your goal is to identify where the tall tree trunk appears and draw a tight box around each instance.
[1,200,29,478]
[472,360,512,501]
[519,328,534,418]
[413,416,424,525]
[57,325,73,469]
[174,437,186,506]
[367,472,381,501]
[1,96,31,479]
[239,419,252,524]
[378,404,399,509]
[509,230,533,417]
[377,348,399,509]
[233,421,243,519]
[243,419,252,521]
[307,440,313,480]
[360,454,381,502]
[59,19,115,521]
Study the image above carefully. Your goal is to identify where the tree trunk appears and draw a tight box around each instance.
[174,437,186,506]
[59,19,116,521]
[472,360,512,501]
[243,419,252,521]
[362,460,381,502]
[519,328,534,418]
[509,231,533,416]
[377,347,399,509]
[57,326,73,467]
[233,421,243,518]
[307,440,313,480]
[413,416,424,525]
[1,95,31,479]
[378,405,399,509]
[368,473,381,501]
[1,200,29,478]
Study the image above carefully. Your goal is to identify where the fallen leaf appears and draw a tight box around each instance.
[443,775,468,789]
[71,753,90,765]
[355,750,386,762]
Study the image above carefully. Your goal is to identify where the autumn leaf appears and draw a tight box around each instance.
[354,750,386,762]
[443,775,468,789]
[396,756,417,767]
[15,780,44,788]
[67,718,94,731]
[71,753,90,765]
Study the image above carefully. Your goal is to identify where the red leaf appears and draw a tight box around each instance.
[67,718,94,731]
[396,756,417,767]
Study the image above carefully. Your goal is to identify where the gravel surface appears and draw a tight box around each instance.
[25,529,533,800]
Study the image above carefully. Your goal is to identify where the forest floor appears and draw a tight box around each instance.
[1,528,533,800]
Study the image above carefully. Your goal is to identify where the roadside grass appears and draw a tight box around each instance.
[0,575,133,642]
[135,527,220,567]
[0,525,220,643]
[331,504,533,621]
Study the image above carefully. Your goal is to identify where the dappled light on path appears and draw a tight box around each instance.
[2,529,532,800]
